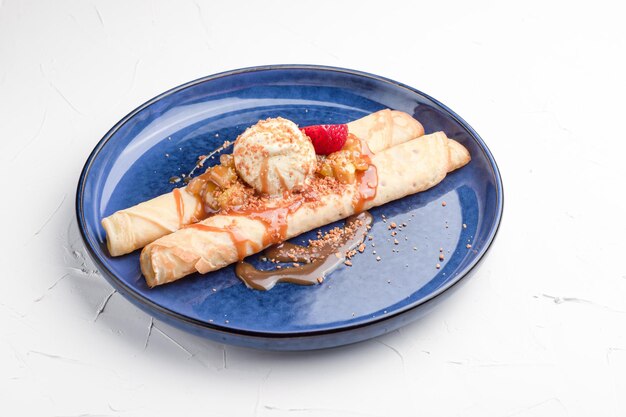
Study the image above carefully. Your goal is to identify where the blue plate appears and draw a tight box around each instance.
[76,65,503,350]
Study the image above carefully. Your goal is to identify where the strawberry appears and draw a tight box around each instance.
[301,124,348,155]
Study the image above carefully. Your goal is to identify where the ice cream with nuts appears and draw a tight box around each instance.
[233,117,316,196]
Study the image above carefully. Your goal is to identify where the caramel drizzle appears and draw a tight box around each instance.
[264,242,323,263]
[275,166,289,191]
[185,170,220,218]
[185,223,257,260]
[172,188,185,228]
[235,212,372,291]
[353,138,378,213]
[227,198,303,246]
[184,197,304,261]
[191,198,206,223]
[259,158,270,194]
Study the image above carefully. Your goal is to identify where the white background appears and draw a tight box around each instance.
[1,1,626,416]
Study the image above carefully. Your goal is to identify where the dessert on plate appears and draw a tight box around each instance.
[101,109,470,289]
[102,110,423,256]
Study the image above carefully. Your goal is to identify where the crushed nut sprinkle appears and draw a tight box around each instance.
[270,217,369,268]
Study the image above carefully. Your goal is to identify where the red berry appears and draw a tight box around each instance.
[301,124,348,155]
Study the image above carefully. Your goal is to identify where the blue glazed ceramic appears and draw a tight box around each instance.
[76,65,503,350]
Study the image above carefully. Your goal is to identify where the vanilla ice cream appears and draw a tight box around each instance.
[233,117,316,195]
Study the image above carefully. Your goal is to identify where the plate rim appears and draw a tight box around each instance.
[76,64,504,339]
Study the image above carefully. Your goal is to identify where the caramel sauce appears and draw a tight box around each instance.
[353,137,378,213]
[227,198,303,246]
[172,188,185,227]
[228,225,261,259]
[186,170,213,195]
[191,199,206,223]
[265,242,322,264]
[186,169,221,218]
[185,223,256,260]
[276,167,289,191]
[259,158,270,194]
[235,212,372,291]
[185,194,305,265]
[354,165,378,212]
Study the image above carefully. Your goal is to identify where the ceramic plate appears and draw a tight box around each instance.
[76,65,503,350]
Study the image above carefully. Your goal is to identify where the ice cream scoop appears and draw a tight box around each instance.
[233,117,316,195]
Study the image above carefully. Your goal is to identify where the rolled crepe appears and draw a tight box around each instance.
[346,109,424,152]
[102,110,424,256]
[140,132,471,287]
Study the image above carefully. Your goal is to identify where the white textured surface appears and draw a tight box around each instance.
[1,0,626,416]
